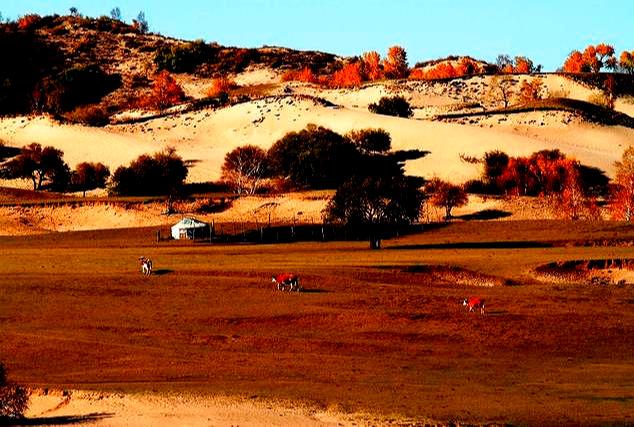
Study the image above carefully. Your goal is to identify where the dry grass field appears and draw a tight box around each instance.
[1,221,634,425]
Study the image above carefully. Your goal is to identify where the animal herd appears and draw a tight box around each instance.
[136,257,485,314]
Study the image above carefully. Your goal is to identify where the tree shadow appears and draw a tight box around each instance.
[456,209,512,221]
[153,269,173,276]
[0,413,113,426]
[300,288,328,294]
[390,241,552,250]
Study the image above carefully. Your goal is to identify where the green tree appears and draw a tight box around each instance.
[110,147,187,196]
[2,143,69,190]
[268,124,359,189]
[133,11,148,33]
[110,7,122,20]
[325,174,425,249]
[71,162,110,196]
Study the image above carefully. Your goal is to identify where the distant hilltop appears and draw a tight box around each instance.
[2,12,633,124]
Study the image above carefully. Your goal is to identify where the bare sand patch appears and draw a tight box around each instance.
[25,389,399,426]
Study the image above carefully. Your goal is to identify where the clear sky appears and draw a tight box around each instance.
[2,0,633,71]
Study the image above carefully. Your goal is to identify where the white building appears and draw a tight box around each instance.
[171,217,211,240]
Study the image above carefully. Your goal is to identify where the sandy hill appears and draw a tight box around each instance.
[1,15,634,234]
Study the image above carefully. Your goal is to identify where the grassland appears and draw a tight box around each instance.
[1,221,634,424]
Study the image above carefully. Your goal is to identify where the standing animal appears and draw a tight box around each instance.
[139,256,153,276]
[272,273,300,292]
[463,297,485,314]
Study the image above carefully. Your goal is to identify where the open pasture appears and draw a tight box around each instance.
[1,221,634,424]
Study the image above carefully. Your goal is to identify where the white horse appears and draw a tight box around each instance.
[139,256,153,276]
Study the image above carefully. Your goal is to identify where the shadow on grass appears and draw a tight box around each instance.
[0,413,113,426]
[152,269,173,276]
[390,241,552,250]
[300,288,328,294]
[457,209,512,221]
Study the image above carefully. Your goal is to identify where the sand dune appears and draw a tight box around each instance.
[1,91,629,185]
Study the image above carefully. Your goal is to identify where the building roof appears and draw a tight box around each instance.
[171,217,209,229]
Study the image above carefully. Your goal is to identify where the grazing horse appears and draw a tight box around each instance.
[139,256,153,276]
[272,273,300,292]
[463,297,485,314]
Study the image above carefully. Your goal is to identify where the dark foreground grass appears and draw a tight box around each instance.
[0,220,633,424]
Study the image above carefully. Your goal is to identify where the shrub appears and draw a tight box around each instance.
[346,128,391,154]
[154,40,210,73]
[519,78,545,103]
[207,76,238,97]
[33,64,121,113]
[17,14,41,30]
[281,67,317,84]
[64,105,110,126]
[368,95,413,118]
[140,71,185,111]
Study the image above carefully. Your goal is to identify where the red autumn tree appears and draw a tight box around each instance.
[556,162,600,221]
[426,178,469,220]
[519,78,545,103]
[281,67,317,84]
[329,62,363,88]
[563,44,616,73]
[207,76,238,97]
[383,46,409,79]
[361,51,383,81]
[620,51,634,74]
[17,14,41,30]
[610,146,634,221]
[144,71,185,111]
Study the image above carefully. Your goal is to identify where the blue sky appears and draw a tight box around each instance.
[2,0,633,71]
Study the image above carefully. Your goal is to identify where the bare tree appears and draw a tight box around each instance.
[488,75,516,108]
[221,145,270,195]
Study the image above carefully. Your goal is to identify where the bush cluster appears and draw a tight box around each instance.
[368,96,413,118]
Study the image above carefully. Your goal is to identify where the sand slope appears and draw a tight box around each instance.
[1,95,630,185]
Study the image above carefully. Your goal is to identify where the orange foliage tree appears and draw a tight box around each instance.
[383,46,409,79]
[207,76,238,97]
[519,78,544,103]
[563,44,616,73]
[556,165,600,221]
[620,51,634,74]
[329,62,363,88]
[361,51,382,81]
[610,146,634,221]
[409,57,482,81]
[144,71,185,111]
[17,14,41,30]
[281,67,317,84]
[498,56,538,74]
[426,178,469,220]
